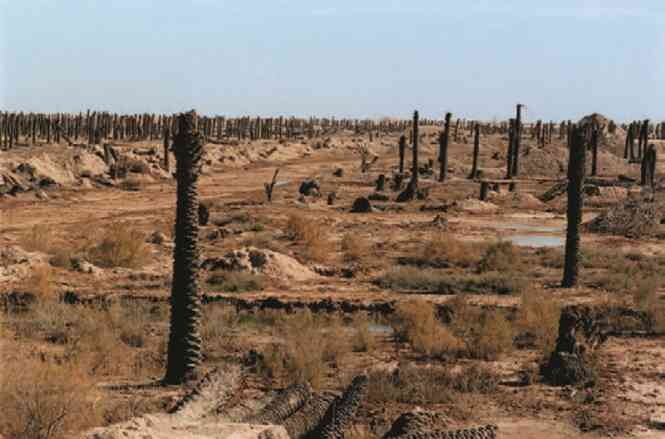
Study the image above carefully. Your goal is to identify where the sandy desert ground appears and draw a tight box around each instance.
[1,114,664,438]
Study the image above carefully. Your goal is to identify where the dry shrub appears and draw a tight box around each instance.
[9,299,157,377]
[19,224,52,253]
[351,313,376,352]
[206,271,264,293]
[285,214,333,263]
[260,310,349,389]
[450,298,514,360]
[376,266,526,295]
[20,264,55,298]
[477,240,521,273]
[393,301,463,358]
[419,232,483,268]
[84,222,150,268]
[368,362,498,406]
[201,305,239,358]
[0,358,101,439]
[341,233,372,264]
[633,279,665,332]
[517,290,561,354]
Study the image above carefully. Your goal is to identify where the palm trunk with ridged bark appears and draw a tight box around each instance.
[439,112,451,182]
[164,110,204,385]
[562,126,586,288]
[469,123,480,179]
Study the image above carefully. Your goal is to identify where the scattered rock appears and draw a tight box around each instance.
[333,168,343,177]
[299,179,320,196]
[351,197,372,213]
[327,192,336,205]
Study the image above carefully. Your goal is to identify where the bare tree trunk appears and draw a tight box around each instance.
[164,110,204,385]
[562,125,586,288]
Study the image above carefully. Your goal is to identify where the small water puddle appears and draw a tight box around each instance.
[507,235,564,248]
[368,323,394,334]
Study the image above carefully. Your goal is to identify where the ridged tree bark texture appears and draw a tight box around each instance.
[411,111,419,187]
[469,123,480,179]
[562,126,586,288]
[511,104,523,176]
[164,110,204,385]
[590,125,599,177]
[439,113,451,182]
[506,119,515,179]
[398,134,406,174]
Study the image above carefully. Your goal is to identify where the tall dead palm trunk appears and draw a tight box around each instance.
[562,125,586,288]
[439,112,451,182]
[469,123,480,179]
[164,110,204,385]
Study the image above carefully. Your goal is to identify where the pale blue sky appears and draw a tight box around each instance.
[2,0,665,121]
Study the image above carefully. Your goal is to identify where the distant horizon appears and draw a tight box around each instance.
[3,1,665,121]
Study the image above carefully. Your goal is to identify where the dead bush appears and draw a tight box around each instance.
[368,362,498,406]
[285,213,334,263]
[260,310,350,389]
[516,290,561,354]
[633,278,665,332]
[376,266,526,295]
[418,232,483,268]
[341,232,372,264]
[0,358,101,439]
[450,298,514,360]
[20,264,55,299]
[393,301,463,358]
[206,271,264,293]
[83,222,151,268]
[19,224,52,253]
[477,240,521,273]
[351,313,376,352]
[201,305,239,359]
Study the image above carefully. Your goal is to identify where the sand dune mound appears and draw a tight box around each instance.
[201,247,319,282]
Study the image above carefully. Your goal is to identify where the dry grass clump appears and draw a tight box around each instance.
[516,290,561,354]
[206,271,265,293]
[7,299,162,378]
[351,313,377,352]
[285,213,334,263]
[393,301,463,357]
[83,222,151,268]
[449,297,514,360]
[0,357,101,439]
[201,305,239,359]
[368,362,498,406]
[632,279,665,332]
[477,240,521,273]
[19,224,52,253]
[19,264,55,298]
[260,310,349,389]
[376,266,526,295]
[418,232,483,268]
[341,233,373,264]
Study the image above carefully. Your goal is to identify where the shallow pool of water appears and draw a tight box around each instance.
[493,223,563,233]
[368,323,394,334]
[507,235,564,248]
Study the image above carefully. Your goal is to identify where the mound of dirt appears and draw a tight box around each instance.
[0,246,49,285]
[519,146,567,177]
[585,197,665,238]
[201,247,319,282]
[457,199,499,214]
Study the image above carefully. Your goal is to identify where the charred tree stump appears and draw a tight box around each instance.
[439,113,451,182]
[562,125,586,288]
[398,134,406,174]
[264,168,280,203]
[469,123,480,179]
